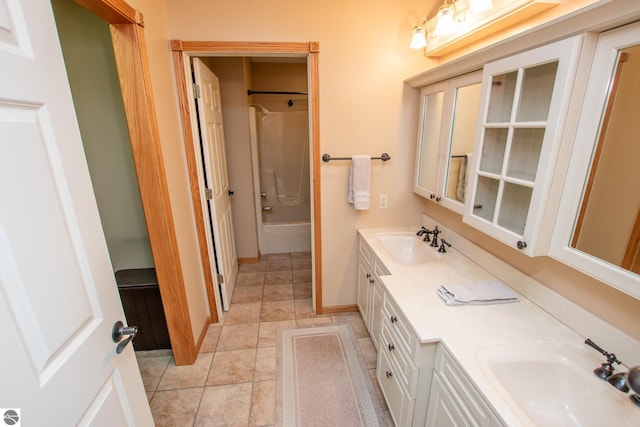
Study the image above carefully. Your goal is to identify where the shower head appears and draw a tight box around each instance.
[250,103,270,115]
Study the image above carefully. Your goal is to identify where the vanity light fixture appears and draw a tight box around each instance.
[410,0,560,56]
[434,0,457,37]
[469,0,494,13]
[410,18,428,49]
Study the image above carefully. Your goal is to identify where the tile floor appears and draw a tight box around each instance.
[136,252,389,426]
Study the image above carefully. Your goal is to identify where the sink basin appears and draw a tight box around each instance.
[476,342,638,426]
[374,232,441,265]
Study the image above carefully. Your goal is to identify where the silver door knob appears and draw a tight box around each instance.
[112,320,138,354]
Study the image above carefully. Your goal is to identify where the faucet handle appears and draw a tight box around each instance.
[438,239,452,253]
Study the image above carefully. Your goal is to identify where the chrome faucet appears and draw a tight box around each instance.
[416,226,432,242]
[584,338,628,391]
[430,226,440,247]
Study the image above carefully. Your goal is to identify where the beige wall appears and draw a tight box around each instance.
[162,0,432,307]
[137,0,640,340]
[125,0,211,340]
[53,0,154,272]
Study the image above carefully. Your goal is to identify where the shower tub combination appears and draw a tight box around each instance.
[249,105,311,254]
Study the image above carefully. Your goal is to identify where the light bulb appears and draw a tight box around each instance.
[434,6,455,37]
[410,27,427,49]
[469,0,493,13]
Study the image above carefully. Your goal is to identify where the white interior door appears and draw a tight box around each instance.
[193,58,238,311]
[0,0,152,425]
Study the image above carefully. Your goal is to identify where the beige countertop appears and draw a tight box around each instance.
[358,225,640,427]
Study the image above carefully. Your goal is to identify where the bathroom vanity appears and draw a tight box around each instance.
[358,217,640,427]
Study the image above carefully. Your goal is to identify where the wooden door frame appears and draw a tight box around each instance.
[170,41,324,315]
[72,0,198,364]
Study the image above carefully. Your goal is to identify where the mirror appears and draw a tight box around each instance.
[571,44,640,274]
[550,22,640,299]
[413,72,481,214]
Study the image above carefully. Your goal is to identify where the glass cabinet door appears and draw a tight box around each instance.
[414,72,482,214]
[465,37,581,254]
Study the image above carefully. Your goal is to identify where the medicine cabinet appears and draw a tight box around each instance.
[413,72,482,214]
[550,21,640,300]
[463,36,582,255]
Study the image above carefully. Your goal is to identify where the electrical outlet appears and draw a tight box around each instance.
[379,194,388,209]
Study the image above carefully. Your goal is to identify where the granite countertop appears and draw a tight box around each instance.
[358,225,640,427]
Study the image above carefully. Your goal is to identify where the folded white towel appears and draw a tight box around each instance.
[348,155,371,210]
[437,280,519,306]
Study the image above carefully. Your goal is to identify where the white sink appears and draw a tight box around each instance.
[476,342,638,426]
[374,232,441,265]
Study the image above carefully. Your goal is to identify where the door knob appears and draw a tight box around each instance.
[112,320,138,354]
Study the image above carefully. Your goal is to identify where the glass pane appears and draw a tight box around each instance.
[473,176,499,221]
[486,71,517,123]
[478,128,508,174]
[516,61,558,122]
[506,128,545,181]
[497,183,533,235]
[445,83,482,202]
[417,91,445,191]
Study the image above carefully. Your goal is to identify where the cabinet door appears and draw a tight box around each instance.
[464,36,582,255]
[425,375,470,427]
[370,279,384,350]
[357,256,372,327]
[414,73,482,215]
[414,82,448,200]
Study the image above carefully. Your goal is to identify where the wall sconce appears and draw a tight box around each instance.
[410,0,559,57]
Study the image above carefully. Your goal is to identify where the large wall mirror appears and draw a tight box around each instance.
[414,72,481,214]
[551,21,640,299]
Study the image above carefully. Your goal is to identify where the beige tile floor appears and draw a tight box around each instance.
[136,252,389,426]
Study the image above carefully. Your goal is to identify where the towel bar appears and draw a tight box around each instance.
[322,153,390,162]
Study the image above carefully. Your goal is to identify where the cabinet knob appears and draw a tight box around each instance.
[388,343,395,351]
[386,371,393,378]
[516,241,528,250]
[366,273,371,278]
[435,196,441,202]
[390,315,398,323]
[430,194,435,200]
[369,278,375,284]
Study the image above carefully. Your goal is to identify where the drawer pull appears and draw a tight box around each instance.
[388,343,395,351]
[390,315,398,323]
[386,371,393,378]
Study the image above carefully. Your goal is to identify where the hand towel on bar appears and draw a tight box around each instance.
[437,280,519,306]
[348,155,371,210]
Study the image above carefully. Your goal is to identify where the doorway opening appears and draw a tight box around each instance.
[172,41,324,315]
[52,0,170,351]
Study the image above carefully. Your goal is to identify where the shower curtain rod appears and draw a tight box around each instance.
[247,90,308,95]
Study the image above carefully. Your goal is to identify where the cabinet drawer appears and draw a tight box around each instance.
[378,349,415,427]
[381,322,418,396]
[360,240,373,266]
[434,347,496,427]
[382,295,417,357]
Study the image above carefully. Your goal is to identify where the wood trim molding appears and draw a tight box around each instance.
[110,23,196,365]
[170,40,324,315]
[321,305,358,314]
[195,316,212,351]
[73,0,142,25]
[171,41,316,54]
[238,256,261,264]
[171,49,219,324]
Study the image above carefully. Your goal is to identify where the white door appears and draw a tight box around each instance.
[193,58,238,311]
[0,0,153,425]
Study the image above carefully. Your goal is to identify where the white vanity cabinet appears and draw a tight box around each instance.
[357,239,388,350]
[463,36,582,255]
[377,294,436,427]
[426,346,504,427]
